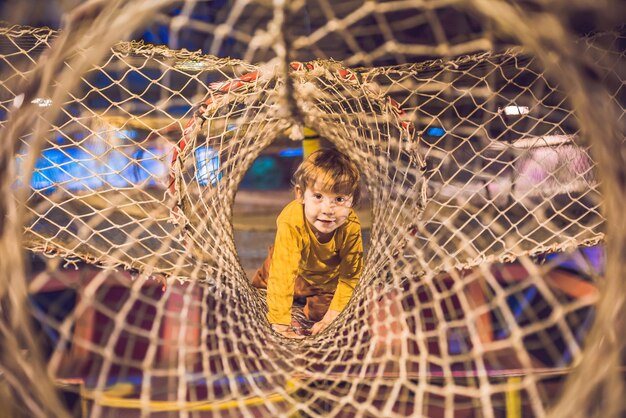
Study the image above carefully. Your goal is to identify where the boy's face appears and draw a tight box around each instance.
[296,182,353,239]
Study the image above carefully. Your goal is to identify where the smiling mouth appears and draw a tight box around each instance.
[317,219,335,224]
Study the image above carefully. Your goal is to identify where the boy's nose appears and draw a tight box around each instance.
[321,199,334,212]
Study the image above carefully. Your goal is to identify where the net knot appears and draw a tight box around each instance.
[289,124,305,140]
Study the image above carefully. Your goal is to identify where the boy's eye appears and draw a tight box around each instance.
[335,196,346,203]
[313,193,323,200]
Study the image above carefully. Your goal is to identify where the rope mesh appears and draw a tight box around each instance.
[0,1,623,417]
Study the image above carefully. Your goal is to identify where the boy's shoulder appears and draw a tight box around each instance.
[276,200,305,226]
[344,209,361,233]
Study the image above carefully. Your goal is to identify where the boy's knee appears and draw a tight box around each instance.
[304,294,333,322]
[251,270,267,288]
[251,245,274,288]
[304,306,327,322]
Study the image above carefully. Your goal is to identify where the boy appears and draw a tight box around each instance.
[252,148,363,338]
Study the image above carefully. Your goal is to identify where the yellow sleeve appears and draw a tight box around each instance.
[266,221,302,325]
[328,223,363,312]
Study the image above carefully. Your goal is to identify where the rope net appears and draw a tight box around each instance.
[0,1,624,417]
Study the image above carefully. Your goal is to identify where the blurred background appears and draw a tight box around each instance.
[0,2,620,417]
[1,1,378,277]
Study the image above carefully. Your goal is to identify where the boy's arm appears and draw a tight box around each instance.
[266,222,302,326]
[311,309,341,335]
[328,227,363,313]
[312,231,362,335]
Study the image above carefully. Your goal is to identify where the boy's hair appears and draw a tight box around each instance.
[293,148,361,206]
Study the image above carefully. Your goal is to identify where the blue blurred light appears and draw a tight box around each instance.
[195,147,221,186]
[426,126,445,137]
[116,129,138,140]
[24,145,170,191]
[277,148,303,157]
[544,245,604,275]
[31,148,103,191]
[102,150,132,187]
[129,148,168,187]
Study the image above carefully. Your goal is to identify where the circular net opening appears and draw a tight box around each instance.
[0,2,624,418]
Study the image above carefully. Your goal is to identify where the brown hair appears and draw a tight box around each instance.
[293,148,361,206]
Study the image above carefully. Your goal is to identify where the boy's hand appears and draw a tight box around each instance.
[311,309,340,335]
[272,323,304,339]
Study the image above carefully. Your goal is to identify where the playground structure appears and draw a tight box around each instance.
[0,2,624,417]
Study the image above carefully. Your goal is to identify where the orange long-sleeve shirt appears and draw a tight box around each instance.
[266,200,363,325]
